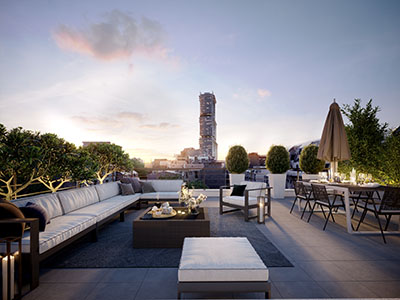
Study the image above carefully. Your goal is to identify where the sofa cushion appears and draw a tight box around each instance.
[139,192,179,200]
[121,177,142,193]
[148,180,183,192]
[95,182,121,201]
[19,214,97,254]
[179,237,268,282]
[58,186,99,214]
[223,196,258,206]
[240,181,267,197]
[120,183,134,195]
[231,184,246,196]
[12,193,63,220]
[20,202,50,231]
[141,181,156,193]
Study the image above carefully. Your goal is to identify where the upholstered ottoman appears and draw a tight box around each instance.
[178,237,270,299]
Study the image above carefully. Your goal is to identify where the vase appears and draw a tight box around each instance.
[188,206,200,216]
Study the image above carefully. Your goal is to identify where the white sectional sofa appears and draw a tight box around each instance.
[5,179,184,290]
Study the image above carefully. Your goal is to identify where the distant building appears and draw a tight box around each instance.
[199,92,218,160]
[82,141,111,147]
[248,152,266,168]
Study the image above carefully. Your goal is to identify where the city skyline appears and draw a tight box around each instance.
[1,0,400,162]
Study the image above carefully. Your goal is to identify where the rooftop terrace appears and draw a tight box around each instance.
[21,196,400,300]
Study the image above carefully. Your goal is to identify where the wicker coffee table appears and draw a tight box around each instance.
[133,207,210,248]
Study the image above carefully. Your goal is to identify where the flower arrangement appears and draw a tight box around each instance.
[178,184,207,213]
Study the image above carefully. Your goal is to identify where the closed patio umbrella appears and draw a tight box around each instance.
[317,99,351,178]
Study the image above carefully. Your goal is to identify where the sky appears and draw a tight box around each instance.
[1,0,399,162]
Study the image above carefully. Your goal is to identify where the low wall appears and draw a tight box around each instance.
[191,189,295,198]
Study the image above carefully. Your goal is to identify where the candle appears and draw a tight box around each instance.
[2,254,14,300]
[258,200,265,223]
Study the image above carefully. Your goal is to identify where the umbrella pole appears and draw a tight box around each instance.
[330,160,338,181]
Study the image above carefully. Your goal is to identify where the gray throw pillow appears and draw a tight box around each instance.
[120,177,142,193]
[141,181,156,193]
[120,183,135,195]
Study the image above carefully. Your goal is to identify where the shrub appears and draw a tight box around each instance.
[299,145,325,174]
[186,180,208,189]
[225,145,249,174]
[266,145,290,174]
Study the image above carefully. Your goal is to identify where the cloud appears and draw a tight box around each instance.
[71,115,123,129]
[257,89,272,98]
[116,111,145,121]
[140,122,179,129]
[53,10,167,61]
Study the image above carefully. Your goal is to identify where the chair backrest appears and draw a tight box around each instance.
[311,184,330,204]
[294,181,307,197]
[240,181,266,197]
[379,186,400,213]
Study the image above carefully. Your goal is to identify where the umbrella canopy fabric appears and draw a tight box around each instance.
[317,100,351,173]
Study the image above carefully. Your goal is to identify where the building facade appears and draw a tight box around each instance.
[199,92,218,160]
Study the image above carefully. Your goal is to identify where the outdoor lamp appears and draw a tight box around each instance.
[257,197,265,224]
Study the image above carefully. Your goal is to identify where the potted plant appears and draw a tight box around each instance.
[266,145,290,199]
[225,145,249,185]
[299,144,325,180]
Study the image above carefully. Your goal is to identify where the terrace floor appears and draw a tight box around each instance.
[22,197,400,299]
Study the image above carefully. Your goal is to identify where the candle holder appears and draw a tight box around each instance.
[1,237,22,300]
[257,196,265,224]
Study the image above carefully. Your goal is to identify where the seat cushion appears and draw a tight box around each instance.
[147,180,183,192]
[139,192,179,200]
[70,194,140,222]
[95,182,121,201]
[223,196,258,206]
[20,214,97,254]
[240,181,267,197]
[179,237,268,282]
[58,186,99,214]
[12,193,63,220]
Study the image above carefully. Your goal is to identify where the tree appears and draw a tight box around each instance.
[266,145,290,174]
[0,126,45,200]
[69,148,98,186]
[299,145,325,174]
[225,145,249,174]
[378,131,400,186]
[36,133,77,192]
[130,157,148,178]
[85,143,132,184]
[340,99,388,177]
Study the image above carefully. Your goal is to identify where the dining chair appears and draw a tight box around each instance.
[355,186,400,243]
[307,184,345,230]
[290,181,313,220]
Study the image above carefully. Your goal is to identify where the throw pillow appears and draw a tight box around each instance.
[20,202,50,232]
[120,177,142,193]
[0,201,25,238]
[120,183,135,195]
[230,184,247,196]
[141,181,156,193]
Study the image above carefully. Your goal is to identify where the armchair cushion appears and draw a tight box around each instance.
[240,181,267,197]
[231,185,246,196]
[223,196,258,206]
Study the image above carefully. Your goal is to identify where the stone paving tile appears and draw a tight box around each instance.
[134,268,178,299]
[24,283,97,300]
[86,282,139,300]
[318,281,379,298]
[274,281,330,298]
[269,266,313,282]
[99,268,148,283]
[40,268,107,283]
[360,281,400,298]
[296,261,354,282]
[333,260,400,281]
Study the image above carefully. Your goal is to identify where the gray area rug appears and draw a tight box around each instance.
[44,208,293,268]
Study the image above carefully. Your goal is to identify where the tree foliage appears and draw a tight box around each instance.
[299,145,325,174]
[85,143,132,184]
[266,145,290,174]
[378,131,400,186]
[225,145,249,174]
[0,126,45,200]
[339,99,387,177]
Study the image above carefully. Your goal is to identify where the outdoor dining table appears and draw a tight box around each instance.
[300,181,399,235]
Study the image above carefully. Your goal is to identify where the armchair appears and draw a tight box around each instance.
[219,181,272,222]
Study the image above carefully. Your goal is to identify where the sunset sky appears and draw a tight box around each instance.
[1,0,399,162]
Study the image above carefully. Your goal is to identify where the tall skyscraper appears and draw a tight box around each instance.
[199,92,218,160]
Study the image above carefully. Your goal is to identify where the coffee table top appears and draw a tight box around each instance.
[134,207,209,222]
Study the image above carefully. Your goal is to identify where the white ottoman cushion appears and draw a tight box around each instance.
[179,237,268,282]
